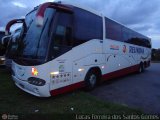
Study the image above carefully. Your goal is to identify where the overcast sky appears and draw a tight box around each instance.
[0,0,159,48]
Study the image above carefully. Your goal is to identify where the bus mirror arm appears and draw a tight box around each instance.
[1,36,11,45]
[5,19,24,35]
[36,2,73,27]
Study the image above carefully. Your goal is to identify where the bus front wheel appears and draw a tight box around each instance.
[84,69,98,91]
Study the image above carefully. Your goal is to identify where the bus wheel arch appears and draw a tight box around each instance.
[84,67,102,91]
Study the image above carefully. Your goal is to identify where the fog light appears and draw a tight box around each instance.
[0,57,5,61]
[28,77,46,86]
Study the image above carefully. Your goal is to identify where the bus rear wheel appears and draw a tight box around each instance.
[138,63,144,73]
[85,69,98,91]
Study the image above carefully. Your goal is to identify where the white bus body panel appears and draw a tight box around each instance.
[49,39,105,89]
[12,61,51,97]
[12,39,151,97]
[12,39,104,97]
[12,39,150,97]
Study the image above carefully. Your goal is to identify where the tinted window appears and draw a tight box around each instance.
[122,27,131,42]
[51,12,73,58]
[73,8,103,46]
[126,33,151,48]
[105,17,122,41]
[122,25,151,48]
[20,8,55,59]
[105,17,151,48]
[0,32,6,56]
[0,32,5,41]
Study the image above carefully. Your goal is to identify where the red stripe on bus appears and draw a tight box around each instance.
[50,81,85,96]
[102,64,139,80]
[50,64,139,96]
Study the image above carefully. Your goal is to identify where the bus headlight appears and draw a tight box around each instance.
[0,57,5,61]
[28,77,46,86]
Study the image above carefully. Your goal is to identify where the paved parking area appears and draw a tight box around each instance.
[90,63,160,114]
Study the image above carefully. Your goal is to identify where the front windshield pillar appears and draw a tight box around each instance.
[36,2,73,26]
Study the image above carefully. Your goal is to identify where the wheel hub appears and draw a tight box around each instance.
[89,74,96,86]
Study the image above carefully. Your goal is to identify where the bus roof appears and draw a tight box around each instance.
[26,1,151,41]
[60,1,151,40]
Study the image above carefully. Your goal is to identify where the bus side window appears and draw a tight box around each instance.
[65,27,72,46]
[54,25,72,50]
[51,12,73,58]
[73,7,103,46]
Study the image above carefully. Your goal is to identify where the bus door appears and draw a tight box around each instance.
[49,11,74,90]
[52,12,73,57]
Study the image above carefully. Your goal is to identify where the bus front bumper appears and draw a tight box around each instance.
[12,75,51,97]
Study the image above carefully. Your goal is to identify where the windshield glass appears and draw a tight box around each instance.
[0,32,5,56]
[19,8,55,60]
[5,29,21,59]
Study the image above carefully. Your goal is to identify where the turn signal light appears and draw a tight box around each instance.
[32,67,38,76]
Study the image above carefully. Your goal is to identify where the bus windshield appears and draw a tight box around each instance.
[0,32,5,56]
[18,8,55,61]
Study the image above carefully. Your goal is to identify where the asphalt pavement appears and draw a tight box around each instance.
[90,63,160,114]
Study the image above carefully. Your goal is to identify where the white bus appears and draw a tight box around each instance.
[5,2,151,97]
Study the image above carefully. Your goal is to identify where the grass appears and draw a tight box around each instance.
[0,68,142,120]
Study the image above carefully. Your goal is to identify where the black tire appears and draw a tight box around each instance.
[84,69,98,91]
[138,63,144,73]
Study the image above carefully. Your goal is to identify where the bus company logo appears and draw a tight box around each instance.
[123,45,127,53]
[129,46,144,54]
[59,65,65,73]
[110,45,119,50]
[2,114,7,120]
